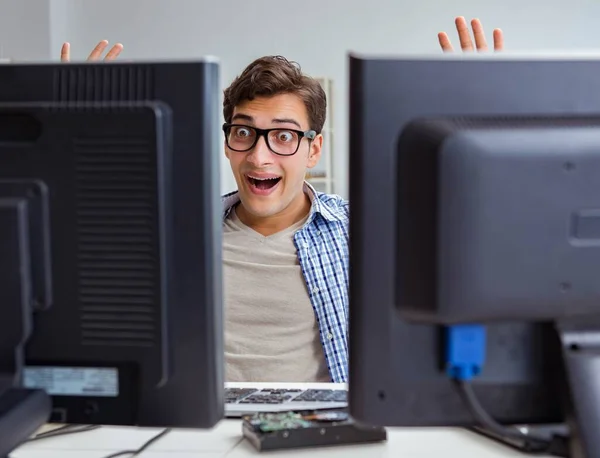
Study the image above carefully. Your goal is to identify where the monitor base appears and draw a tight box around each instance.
[467,318,600,458]
[470,424,569,457]
[0,388,51,458]
[555,317,600,458]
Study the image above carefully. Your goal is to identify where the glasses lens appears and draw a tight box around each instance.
[227,125,257,151]
[267,129,300,155]
[226,126,301,155]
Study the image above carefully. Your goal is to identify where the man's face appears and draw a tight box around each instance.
[225,93,322,220]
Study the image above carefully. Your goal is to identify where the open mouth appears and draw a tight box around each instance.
[246,174,282,191]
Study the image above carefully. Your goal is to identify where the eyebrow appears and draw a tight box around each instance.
[231,113,302,129]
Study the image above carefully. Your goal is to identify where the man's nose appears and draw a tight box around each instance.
[246,135,273,166]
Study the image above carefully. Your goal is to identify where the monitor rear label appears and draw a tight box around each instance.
[23,366,119,397]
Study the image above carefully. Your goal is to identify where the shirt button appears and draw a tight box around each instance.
[327,333,334,340]
[312,287,319,294]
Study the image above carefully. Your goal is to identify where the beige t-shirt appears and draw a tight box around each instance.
[223,206,330,382]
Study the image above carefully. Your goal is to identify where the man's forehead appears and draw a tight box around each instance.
[232,94,308,126]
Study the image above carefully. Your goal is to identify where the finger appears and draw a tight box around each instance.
[471,18,488,51]
[60,42,70,62]
[104,43,123,61]
[437,32,454,52]
[493,28,504,51]
[455,16,474,51]
[87,40,109,61]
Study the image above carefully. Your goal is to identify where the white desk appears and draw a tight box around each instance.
[12,421,554,458]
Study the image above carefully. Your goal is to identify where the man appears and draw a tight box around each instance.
[220,18,504,384]
[56,18,503,385]
[220,56,349,383]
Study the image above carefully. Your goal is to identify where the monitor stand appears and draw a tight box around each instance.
[468,318,600,458]
[0,387,51,457]
[554,317,600,458]
[0,183,53,457]
[469,423,569,457]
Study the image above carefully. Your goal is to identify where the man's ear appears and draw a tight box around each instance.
[224,140,230,159]
[307,134,323,169]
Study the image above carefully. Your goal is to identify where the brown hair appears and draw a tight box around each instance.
[223,55,327,133]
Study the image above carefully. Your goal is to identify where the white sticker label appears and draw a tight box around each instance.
[23,366,119,397]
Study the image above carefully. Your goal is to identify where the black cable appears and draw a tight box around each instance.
[456,380,568,456]
[23,423,171,457]
[100,428,171,458]
[26,424,102,442]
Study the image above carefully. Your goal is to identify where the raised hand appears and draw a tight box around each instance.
[60,40,123,62]
[438,17,503,52]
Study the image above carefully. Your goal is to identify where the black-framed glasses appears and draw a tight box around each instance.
[222,123,317,156]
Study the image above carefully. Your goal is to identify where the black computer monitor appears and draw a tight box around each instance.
[348,54,600,457]
[0,60,223,456]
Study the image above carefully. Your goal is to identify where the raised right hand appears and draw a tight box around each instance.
[60,40,123,62]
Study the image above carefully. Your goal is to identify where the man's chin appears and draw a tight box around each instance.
[237,195,279,219]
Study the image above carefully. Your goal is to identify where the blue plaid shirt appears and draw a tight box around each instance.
[222,182,349,383]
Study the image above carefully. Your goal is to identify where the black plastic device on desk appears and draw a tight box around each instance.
[242,409,386,451]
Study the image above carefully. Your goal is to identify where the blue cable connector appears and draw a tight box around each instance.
[445,324,486,381]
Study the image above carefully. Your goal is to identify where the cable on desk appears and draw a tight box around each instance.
[100,428,171,458]
[446,324,568,456]
[26,424,102,442]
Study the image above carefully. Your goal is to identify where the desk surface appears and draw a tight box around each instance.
[12,420,554,458]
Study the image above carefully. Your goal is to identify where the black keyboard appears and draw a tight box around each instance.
[225,388,348,405]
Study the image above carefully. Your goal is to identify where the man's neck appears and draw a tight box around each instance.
[236,192,312,237]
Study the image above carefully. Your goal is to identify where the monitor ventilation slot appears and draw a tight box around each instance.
[74,137,159,347]
[54,65,154,102]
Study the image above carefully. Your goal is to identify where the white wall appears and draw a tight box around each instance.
[0,0,51,60]
[2,0,598,196]
[49,0,70,58]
